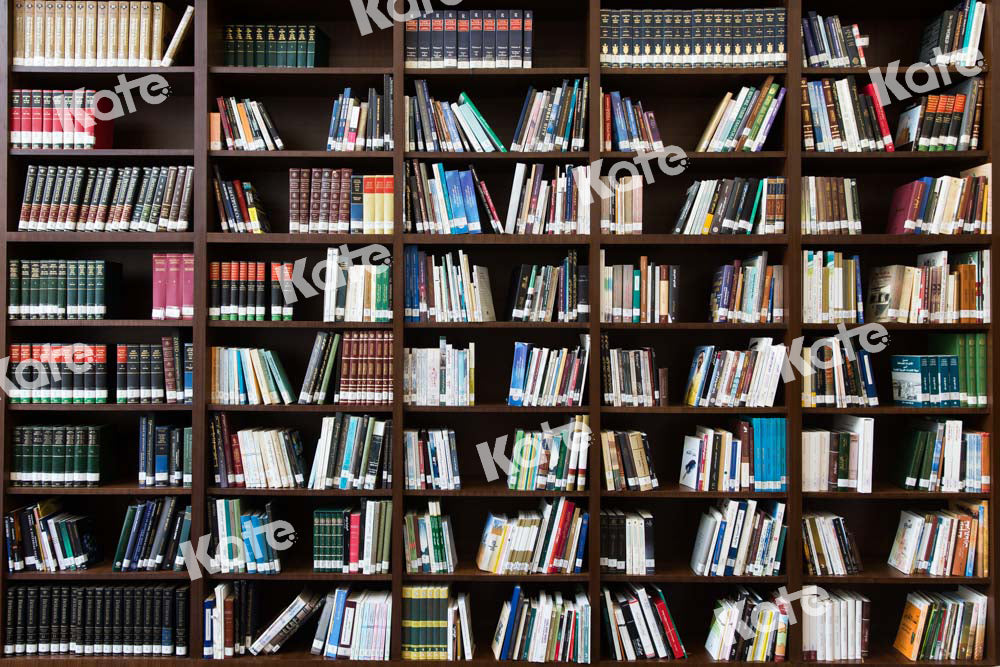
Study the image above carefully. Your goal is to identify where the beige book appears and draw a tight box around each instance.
[83,0,96,66]
[696,91,733,152]
[138,1,152,66]
[95,0,106,65]
[33,0,45,65]
[105,1,117,65]
[43,1,56,65]
[72,1,85,64]
[17,1,30,66]
[116,1,129,64]
[61,0,73,63]
[160,4,193,66]
[127,1,140,65]
[52,1,64,64]
[150,1,170,62]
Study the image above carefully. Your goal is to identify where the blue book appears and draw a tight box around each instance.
[326,97,342,150]
[203,596,215,657]
[723,501,747,575]
[324,588,349,657]
[561,80,579,149]
[339,417,359,488]
[499,586,523,660]
[507,342,531,406]
[445,170,469,233]
[574,512,589,573]
[709,518,727,574]
[458,170,482,233]
[947,355,961,406]
[239,515,257,571]
[609,91,627,149]
[913,177,935,232]
[335,88,353,146]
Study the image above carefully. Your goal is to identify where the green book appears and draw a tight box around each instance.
[93,260,106,319]
[51,426,65,486]
[263,349,296,404]
[458,92,507,152]
[974,333,987,405]
[253,25,266,67]
[316,333,341,404]
[8,259,20,319]
[56,259,67,318]
[45,260,57,319]
[897,429,925,490]
[296,25,308,67]
[113,504,138,570]
[265,25,278,67]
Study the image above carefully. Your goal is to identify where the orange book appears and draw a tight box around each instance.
[983,433,991,492]
[209,112,221,150]
[235,101,255,150]
[893,595,930,660]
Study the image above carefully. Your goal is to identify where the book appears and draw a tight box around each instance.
[111,496,191,572]
[890,338,987,407]
[404,337,475,406]
[112,341,192,405]
[695,78,785,152]
[7,259,119,320]
[802,250,863,323]
[602,584,686,660]
[402,585,474,660]
[681,338,785,408]
[4,499,98,572]
[7,342,109,404]
[803,76,894,152]
[801,336,879,408]
[321,247,393,322]
[202,580,260,658]
[214,96,284,151]
[209,261,291,321]
[917,2,987,67]
[600,252,678,323]
[672,176,785,235]
[501,162,592,234]
[893,587,987,661]
[137,416,192,488]
[600,338,665,407]
[599,172,644,234]
[324,77,394,151]
[406,80,504,152]
[801,512,863,575]
[404,428,461,490]
[404,161,502,233]
[222,23,328,67]
[894,420,990,492]
[315,500,392,574]
[16,164,193,231]
[306,414,392,491]
[600,88,660,152]
[801,12,868,67]
[10,424,106,488]
[601,429,659,492]
[211,169,271,233]
[888,501,989,576]
[711,252,783,323]
[801,416,874,493]
[490,586,590,662]
[802,589,871,661]
[600,509,652,575]
[476,498,587,575]
[507,251,586,322]
[404,500,456,573]
[801,176,861,234]
[248,587,325,655]
[150,253,194,321]
[208,417,309,490]
[283,168,393,234]
[682,417,787,492]
[208,346,295,406]
[404,248,496,322]
[512,79,589,152]
[506,416,590,491]
[507,335,590,407]
[407,11,532,69]
[885,168,991,234]
[691,499,786,576]
[206,498,283,575]
[308,587,392,660]
[894,80,985,152]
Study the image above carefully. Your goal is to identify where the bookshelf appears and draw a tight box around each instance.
[0,0,996,663]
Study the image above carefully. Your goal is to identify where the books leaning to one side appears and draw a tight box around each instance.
[248,587,325,655]
[7,584,189,657]
[888,501,989,576]
[602,584,686,661]
[309,587,392,660]
[600,89,661,152]
[683,338,785,408]
[215,96,284,151]
[297,332,343,404]
[802,250,864,324]
[315,500,392,574]
[600,337,665,407]
[918,2,988,67]
[404,338,475,406]
[491,586,590,662]
[895,79,985,152]
[866,250,990,324]
[321,248,393,323]
[691,499,786,577]
[508,252,587,322]
[801,415,874,493]
[16,164,194,231]
[404,248,496,322]
[208,498,284,575]
[5,499,97,572]
[208,416,307,490]
[695,77,785,153]
[886,166,992,234]
[897,420,990,493]
[406,81,505,152]
[514,79,589,152]
[681,417,787,493]
[404,500,456,574]
[138,416,192,488]
[891,334,987,407]
[289,168,393,234]
[307,414,392,491]
[802,77,894,152]
[705,587,790,661]
[507,335,590,407]
[600,509,652,575]
[802,588,871,662]
[325,77,394,151]
[211,169,271,233]
[600,252,678,323]
[601,429,659,492]
[712,252,784,323]
[801,12,868,67]
[801,176,861,234]
[8,259,118,320]
[802,512,863,576]
[502,163,592,234]
[892,586,987,662]
[672,176,786,235]
[507,416,591,491]
[477,499,588,575]
[801,337,879,408]
[11,424,106,488]
[112,496,191,572]
[404,161,497,233]
[209,346,294,405]
[404,428,460,490]
[402,585,474,660]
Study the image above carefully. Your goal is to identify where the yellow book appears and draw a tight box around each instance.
[83,0,96,66]
[95,0,106,65]
[127,1,140,66]
[209,112,222,150]
[382,175,394,235]
[138,0,152,66]
[893,594,930,660]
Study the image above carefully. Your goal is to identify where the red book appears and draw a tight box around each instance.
[218,413,236,486]
[61,90,74,148]
[182,254,195,320]
[603,93,612,150]
[651,593,685,658]
[546,499,574,572]
[71,89,86,149]
[348,511,362,572]
[9,344,21,402]
[10,89,22,148]
[41,90,54,148]
[863,83,895,151]
[254,262,265,320]
[229,434,246,488]
[30,89,43,148]
[165,253,182,320]
[85,89,113,149]
[151,253,167,319]
[886,180,925,234]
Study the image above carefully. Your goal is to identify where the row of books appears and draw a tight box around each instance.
[601,90,661,152]
[505,162,591,234]
[404,161,488,234]
[899,421,991,493]
[211,170,269,233]
[150,253,194,321]
[919,1,988,67]
[202,581,257,658]
[600,339,666,407]
[691,499,787,577]
[893,587,987,662]
[891,334,988,406]
[310,588,392,660]
[705,587,789,661]
[114,340,193,404]
[507,418,591,492]
[325,80,395,152]
[602,584,686,661]
[802,250,863,324]
[803,76,893,153]
[508,336,590,407]
[896,80,985,152]
[209,418,302,490]
[206,498,282,575]
[404,428,460,490]
[7,259,114,320]
[12,1,192,67]
[695,77,785,153]
[600,509,652,575]
[684,339,785,408]
[601,429,659,492]
[402,585,473,660]
[801,588,869,662]
[888,168,992,235]
[17,164,194,232]
[512,79,589,152]
[213,96,284,152]
[137,417,192,488]
[800,176,861,234]
[306,414,392,491]
[5,499,97,572]
[222,24,327,68]
[672,176,786,235]
[288,168,394,235]
[209,346,293,406]
[404,501,456,574]
[599,174,642,235]
[802,512,862,576]
[319,251,392,323]
[10,424,104,488]
[404,248,496,322]
[492,586,590,662]
[4,584,189,657]
[599,8,788,68]
[800,12,867,68]
[7,342,108,404]
[680,418,787,493]
[406,81,503,153]
[801,416,874,493]
[112,497,191,572]
[800,337,879,408]
[9,89,105,148]
[208,261,291,321]
[711,252,784,323]
[889,501,989,576]
[509,254,587,322]
[404,10,534,69]
[477,499,588,574]
[403,339,475,406]
[868,250,991,324]
[599,255,678,323]
[314,500,392,574]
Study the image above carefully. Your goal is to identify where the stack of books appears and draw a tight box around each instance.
[802,588,870,662]
[406,81,503,152]
[897,421,991,493]
[705,588,790,661]
[207,498,283,575]
[211,169,270,233]
[114,340,192,405]
[404,161,492,233]
[112,497,191,572]
[601,429,659,492]
[803,77,893,152]
[8,259,117,320]
[888,502,989,576]
[8,342,109,405]
[404,10,534,69]
[208,418,306,489]
[600,338,666,406]
[802,250,863,324]
[506,417,591,491]
[599,173,642,234]
[5,499,98,572]
[890,336,988,407]
[151,253,194,321]
[513,79,589,152]
[208,346,294,405]
[137,416,192,488]
[288,168,394,234]
[504,163,592,234]
[801,416,875,493]
[683,339,785,408]
[801,12,868,67]
[599,253,678,323]
[885,167,992,235]
[918,2,988,67]
[223,24,328,67]
[306,414,393,491]
[310,588,392,660]
[401,585,474,660]
[10,424,106,488]
[403,338,475,406]
[209,261,292,321]
[801,176,861,234]
[865,251,991,324]
[507,337,590,407]
[321,250,393,323]
[247,588,324,655]
[801,337,879,407]
[214,97,284,151]
[9,90,112,149]
[895,79,985,152]
[892,587,987,661]
[404,248,496,322]
[508,253,587,322]
[600,89,661,152]
[672,177,786,235]
[325,79,394,152]
[476,499,588,574]
[711,252,784,323]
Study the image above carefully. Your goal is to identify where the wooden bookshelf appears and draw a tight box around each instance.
[0,0,997,663]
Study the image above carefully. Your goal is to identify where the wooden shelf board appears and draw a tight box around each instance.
[9,319,194,327]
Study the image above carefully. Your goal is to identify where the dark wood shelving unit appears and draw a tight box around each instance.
[1,0,997,664]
